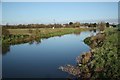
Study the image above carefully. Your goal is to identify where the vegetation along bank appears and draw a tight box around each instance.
[59,27,120,79]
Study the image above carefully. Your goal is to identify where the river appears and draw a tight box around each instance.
[2,30,98,78]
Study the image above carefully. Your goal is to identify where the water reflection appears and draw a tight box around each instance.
[2,33,71,54]
[2,30,98,55]
[2,30,98,78]
[2,45,10,55]
[2,37,42,54]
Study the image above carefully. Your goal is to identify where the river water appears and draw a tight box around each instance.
[2,30,98,78]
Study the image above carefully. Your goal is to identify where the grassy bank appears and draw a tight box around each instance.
[2,28,90,44]
[59,28,120,79]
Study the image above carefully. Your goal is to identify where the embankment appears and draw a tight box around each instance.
[2,28,89,44]
[59,28,119,79]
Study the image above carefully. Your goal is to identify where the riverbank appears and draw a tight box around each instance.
[2,28,91,44]
[59,28,119,79]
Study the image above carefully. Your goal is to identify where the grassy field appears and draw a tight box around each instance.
[2,28,90,44]
[7,28,88,35]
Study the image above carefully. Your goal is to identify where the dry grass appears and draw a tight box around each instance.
[7,28,87,35]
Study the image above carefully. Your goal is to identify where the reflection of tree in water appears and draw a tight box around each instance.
[2,44,10,55]
[28,36,42,45]
[89,29,96,32]
[2,37,42,55]
[34,37,41,44]
[93,29,96,32]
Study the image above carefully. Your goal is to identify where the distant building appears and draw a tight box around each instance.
[62,24,69,27]
[109,26,113,28]
[52,27,54,29]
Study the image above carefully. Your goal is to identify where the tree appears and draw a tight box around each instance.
[106,22,109,27]
[111,23,117,28]
[93,23,97,27]
[84,23,89,27]
[69,22,73,25]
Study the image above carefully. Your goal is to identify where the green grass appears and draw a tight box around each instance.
[2,28,89,44]
[60,27,119,79]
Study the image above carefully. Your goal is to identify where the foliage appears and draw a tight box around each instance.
[98,22,106,31]
[2,28,89,44]
[60,28,120,79]
[3,22,115,30]
[106,22,109,27]
[91,28,120,79]
[69,22,73,25]
[84,37,92,45]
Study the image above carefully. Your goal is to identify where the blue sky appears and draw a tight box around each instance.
[0,3,2,25]
[1,0,120,2]
[2,2,118,24]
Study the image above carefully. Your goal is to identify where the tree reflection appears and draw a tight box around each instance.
[2,37,42,55]
[2,44,10,55]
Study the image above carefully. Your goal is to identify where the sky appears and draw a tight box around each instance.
[0,3,2,25]
[1,0,120,2]
[2,2,118,24]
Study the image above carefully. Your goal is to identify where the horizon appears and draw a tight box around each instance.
[2,2,118,25]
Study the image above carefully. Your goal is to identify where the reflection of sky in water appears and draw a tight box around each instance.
[3,31,97,78]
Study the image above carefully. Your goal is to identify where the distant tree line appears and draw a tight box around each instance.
[2,22,117,29]
[2,24,63,29]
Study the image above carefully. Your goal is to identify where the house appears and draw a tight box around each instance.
[52,27,54,29]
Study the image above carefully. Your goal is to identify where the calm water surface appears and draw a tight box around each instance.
[3,31,98,78]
